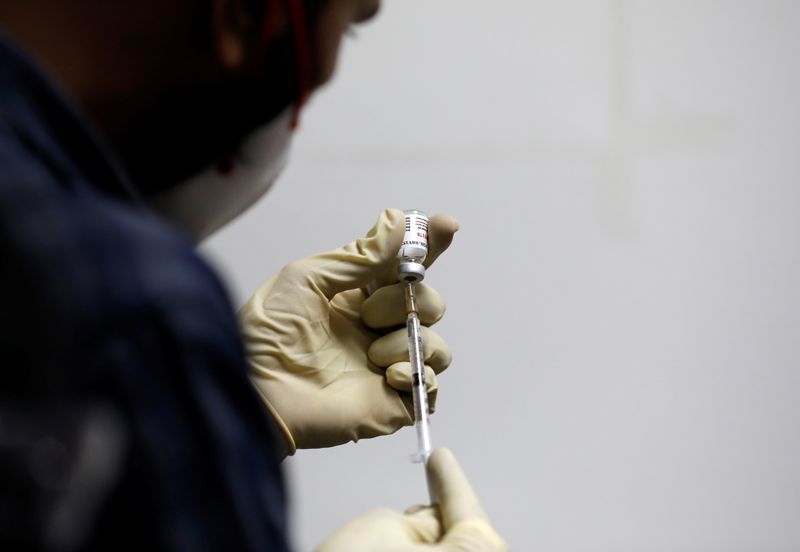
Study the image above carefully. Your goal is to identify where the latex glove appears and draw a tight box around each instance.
[239,208,459,453]
[316,448,508,552]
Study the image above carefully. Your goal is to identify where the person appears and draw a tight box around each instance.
[0,1,506,550]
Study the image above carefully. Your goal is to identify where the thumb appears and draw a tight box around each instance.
[295,208,404,300]
[426,448,489,531]
[427,448,507,550]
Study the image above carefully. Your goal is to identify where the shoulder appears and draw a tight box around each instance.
[0,168,238,354]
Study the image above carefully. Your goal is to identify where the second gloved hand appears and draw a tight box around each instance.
[316,448,508,552]
[239,209,459,453]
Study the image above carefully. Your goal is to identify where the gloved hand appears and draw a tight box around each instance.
[239,208,459,453]
[316,448,508,552]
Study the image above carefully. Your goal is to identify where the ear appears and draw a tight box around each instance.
[211,0,253,70]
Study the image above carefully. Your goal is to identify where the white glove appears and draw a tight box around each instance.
[239,209,459,453]
[317,448,508,552]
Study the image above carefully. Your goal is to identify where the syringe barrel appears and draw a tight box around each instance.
[406,305,432,463]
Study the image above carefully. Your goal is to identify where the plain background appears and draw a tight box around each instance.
[203,1,800,550]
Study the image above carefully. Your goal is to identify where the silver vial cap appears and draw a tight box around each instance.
[398,261,426,283]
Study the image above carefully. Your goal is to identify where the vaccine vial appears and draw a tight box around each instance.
[397,209,429,283]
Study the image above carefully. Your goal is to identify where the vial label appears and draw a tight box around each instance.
[399,212,429,261]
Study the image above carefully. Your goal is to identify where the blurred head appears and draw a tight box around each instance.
[0,0,380,193]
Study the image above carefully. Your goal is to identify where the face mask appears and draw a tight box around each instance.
[149,107,293,242]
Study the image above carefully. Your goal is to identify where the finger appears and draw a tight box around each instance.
[427,452,508,550]
[386,362,439,418]
[283,208,404,301]
[362,283,445,329]
[330,288,368,322]
[386,363,438,411]
[424,213,460,269]
[426,448,489,530]
[386,363,438,393]
[367,327,452,374]
[370,212,460,288]
[397,390,438,417]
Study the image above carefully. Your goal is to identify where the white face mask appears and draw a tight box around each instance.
[149,108,293,242]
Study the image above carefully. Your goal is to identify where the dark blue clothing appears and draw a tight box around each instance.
[0,34,290,551]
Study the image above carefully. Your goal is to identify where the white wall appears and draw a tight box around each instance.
[203,1,800,550]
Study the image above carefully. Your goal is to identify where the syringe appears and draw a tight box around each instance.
[397,210,432,464]
[405,282,432,463]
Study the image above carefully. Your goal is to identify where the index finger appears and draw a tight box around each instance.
[370,213,460,289]
[424,213,460,269]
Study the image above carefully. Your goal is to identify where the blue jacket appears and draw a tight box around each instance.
[0,33,290,551]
